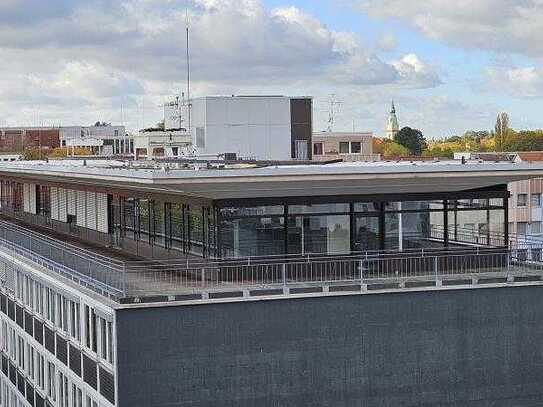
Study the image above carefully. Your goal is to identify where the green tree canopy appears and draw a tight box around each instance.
[383,142,410,158]
[394,127,427,156]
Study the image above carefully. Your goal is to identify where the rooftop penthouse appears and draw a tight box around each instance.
[1,158,543,407]
[0,159,541,304]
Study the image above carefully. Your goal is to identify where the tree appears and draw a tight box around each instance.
[156,120,165,130]
[93,121,111,127]
[383,142,409,158]
[494,112,510,151]
[394,127,427,156]
[372,138,385,154]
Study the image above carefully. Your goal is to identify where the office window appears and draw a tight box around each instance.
[532,221,542,235]
[518,222,528,235]
[517,193,528,207]
[339,142,349,154]
[532,193,541,207]
[47,361,56,401]
[350,142,361,154]
[313,143,323,156]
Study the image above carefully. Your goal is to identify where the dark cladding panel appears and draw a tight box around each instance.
[16,371,24,396]
[290,98,313,160]
[7,298,14,320]
[35,392,45,407]
[34,319,44,344]
[8,362,16,386]
[24,311,33,336]
[1,355,7,376]
[15,305,23,329]
[83,353,97,390]
[0,293,6,314]
[44,326,55,354]
[26,381,34,405]
[69,344,81,377]
[56,335,67,365]
[99,366,115,404]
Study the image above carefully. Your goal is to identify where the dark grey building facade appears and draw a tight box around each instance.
[116,286,543,407]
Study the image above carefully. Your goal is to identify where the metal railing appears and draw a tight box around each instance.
[0,218,541,301]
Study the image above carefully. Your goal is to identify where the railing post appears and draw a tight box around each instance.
[282,263,287,290]
[201,267,205,287]
[122,263,127,297]
[434,256,438,282]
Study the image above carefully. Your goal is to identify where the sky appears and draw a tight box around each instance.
[1,0,543,139]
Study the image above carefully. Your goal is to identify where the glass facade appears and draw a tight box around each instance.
[0,179,509,260]
[217,195,507,257]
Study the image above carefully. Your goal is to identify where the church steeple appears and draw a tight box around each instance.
[386,101,399,140]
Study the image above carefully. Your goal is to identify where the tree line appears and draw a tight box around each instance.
[374,113,543,159]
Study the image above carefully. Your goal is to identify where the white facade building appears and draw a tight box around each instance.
[133,129,192,159]
[60,126,131,156]
[190,96,312,161]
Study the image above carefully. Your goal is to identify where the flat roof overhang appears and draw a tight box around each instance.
[0,162,542,201]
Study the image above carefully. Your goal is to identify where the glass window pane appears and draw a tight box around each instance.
[154,202,165,247]
[171,203,185,250]
[532,194,541,207]
[354,217,380,252]
[139,199,150,241]
[313,143,323,155]
[386,211,445,250]
[517,194,527,207]
[350,142,361,153]
[386,201,444,211]
[220,206,284,217]
[489,197,504,207]
[220,216,284,257]
[288,215,350,255]
[189,207,204,256]
[288,203,349,214]
[456,209,488,245]
[123,198,135,240]
[339,142,349,154]
[354,202,379,213]
[532,221,542,235]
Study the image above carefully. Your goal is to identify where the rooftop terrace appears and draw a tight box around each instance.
[0,216,541,306]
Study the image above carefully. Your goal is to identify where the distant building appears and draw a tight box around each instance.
[385,101,399,140]
[454,151,543,241]
[0,127,60,152]
[190,95,313,160]
[60,125,131,156]
[0,126,131,157]
[312,132,379,161]
[134,129,192,159]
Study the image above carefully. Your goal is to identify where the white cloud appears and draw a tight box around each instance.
[485,66,543,97]
[391,54,442,88]
[355,0,543,56]
[0,0,443,131]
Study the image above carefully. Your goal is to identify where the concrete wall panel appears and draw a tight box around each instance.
[116,286,543,407]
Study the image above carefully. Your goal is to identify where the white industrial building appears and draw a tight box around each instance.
[135,96,313,161]
[190,96,313,161]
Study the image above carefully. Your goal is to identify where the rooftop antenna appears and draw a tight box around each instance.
[186,9,192,131]
[326,94,342,132]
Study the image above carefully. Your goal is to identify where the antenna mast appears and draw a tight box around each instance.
[186,11,191,131]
